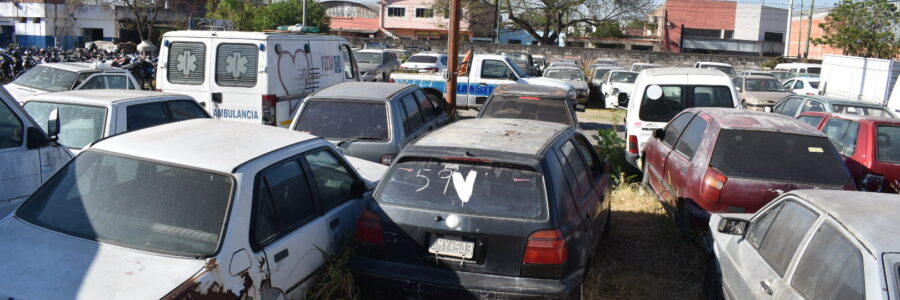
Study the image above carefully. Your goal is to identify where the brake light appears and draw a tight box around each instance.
[860,173,884,192]
[518,96,541,100]
[355,210,384,245]
[700,167,728,204]
[380,153,397,165]
[261,94,277,126]
[628,135,639,154]
[523,229,567,265]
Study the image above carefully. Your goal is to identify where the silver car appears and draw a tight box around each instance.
[354,49,401,82]
[543,65,589,105]
[708,190,899,300]
[291,82,449,165]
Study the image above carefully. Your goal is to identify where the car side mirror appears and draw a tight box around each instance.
[47,108,60,142]
[25,126,51,149]
[652,128,665,140]
[575,104,586,112]
[351,180,367,199]
[717,217,749,236]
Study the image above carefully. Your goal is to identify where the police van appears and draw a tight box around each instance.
[156,30,360,127]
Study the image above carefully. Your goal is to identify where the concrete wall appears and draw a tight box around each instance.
[733,4,761,41]
[758,6,787,42]
[346,37,771,70]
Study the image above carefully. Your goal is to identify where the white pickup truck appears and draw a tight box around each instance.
[390,54,576,109]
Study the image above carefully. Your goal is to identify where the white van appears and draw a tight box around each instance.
[156,31,360,127]
[774,63,822,75]
[0,87,71,217]
[625,68,740,170]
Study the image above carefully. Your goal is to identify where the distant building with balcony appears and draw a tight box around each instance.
[324,0,471,40]
[650,0,788,56]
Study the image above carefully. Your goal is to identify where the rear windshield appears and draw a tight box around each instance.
[833,105,895,118]
[17,151,233,257]
[354,52,383,64]
[639,85,734,122]
[877,125,900,163]
[23,101,106,149]
[710,130,850,186]
[480,96,572,125]
[407,55,438,63]
[376,158,547,219]
[295,101,389,141]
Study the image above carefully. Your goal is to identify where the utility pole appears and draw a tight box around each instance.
[303,0,308,26]
[783,0,793,57]
[494,0,501,43]
[796,0,804,58]
[446,0,461,115]
[804,0,814,59]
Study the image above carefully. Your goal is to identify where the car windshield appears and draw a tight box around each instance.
[611,72,638,83]
[746,79,787,92]
[377,158,547,219]
[354,52,383,64]
[480,96,572,126]
[877,125,900,163]
[833,105,896,118]
[710,130,850,186]
[16,151,233,257]
[639,85,734,122]
[505,57,529,78]
[809,81,820,88]
[406,55,438,63]
[23,101,106,149]
[13,65,78,92]
[295,100,389,141]
[703,65,737,77]
[545,69,584,81]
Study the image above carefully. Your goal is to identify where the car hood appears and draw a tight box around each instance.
[744,91,792,104]
[357,63,381,73]
[0,217,207,300]
[344,156,389,189]
[522,77,576,91]
[4,83,46,104]
[609,82,635,94]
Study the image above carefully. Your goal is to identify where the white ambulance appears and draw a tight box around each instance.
[156,31,360,127]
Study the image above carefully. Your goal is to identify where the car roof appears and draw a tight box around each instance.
[90,119,319,173]
[545,65,583,71]
[697,62,733,67]
[39,62,126,73]
[356,49,387,53]
[828,113,900,124]
[794,95,889,108]
[23,89,190,105]
[412,118,568,156]
[632,63,662,66]
[739,75,779,80]
[410,52,445,57]
[688,107,825,136]
[643,67,725,77]
[591,65,625,71]
[491,84,568,99]
[788,190,900,254]
[308,82,415,101]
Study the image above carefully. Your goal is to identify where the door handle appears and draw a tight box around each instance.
[760,280,774,296]
[330,218,340,229]
[274,249,289,263]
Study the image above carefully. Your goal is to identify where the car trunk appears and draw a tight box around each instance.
[717,179,842,213]
[368,157,553,277]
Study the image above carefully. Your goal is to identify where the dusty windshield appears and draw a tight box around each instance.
[746,79,787,92]
[611,72,638,83]
[354,52,383,64]
[295,100,389,141]
[545,69,584,81]
[23,101,107,149]
[16,151,233,257]
[377,158,547,219]
[13,65,78,92]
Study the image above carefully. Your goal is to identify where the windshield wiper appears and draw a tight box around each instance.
[337,136,382,147]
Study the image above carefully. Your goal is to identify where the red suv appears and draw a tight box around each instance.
[798,112,900,193]
[641,108,855,232]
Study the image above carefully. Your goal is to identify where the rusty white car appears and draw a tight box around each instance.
[0,119,386,299]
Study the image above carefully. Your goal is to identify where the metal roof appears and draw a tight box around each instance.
[308,82,414,101]
[23,90,189,106]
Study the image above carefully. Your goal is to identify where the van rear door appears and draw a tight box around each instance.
[159,37,213,113]
[209,40,268,125]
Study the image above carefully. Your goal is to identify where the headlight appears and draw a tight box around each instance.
[567,90,577,100]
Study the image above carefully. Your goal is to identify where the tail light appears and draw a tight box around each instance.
[380,153,397,165]
[627,135,639,154]
[860,173,884,192]
[355,210,384,245]
[523,229,567,265]
[261,94,277,126]
[700,167,728,204]
[805,92,815,95]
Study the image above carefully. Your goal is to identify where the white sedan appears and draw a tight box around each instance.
[782,76,820,96]
[600,70,638,109]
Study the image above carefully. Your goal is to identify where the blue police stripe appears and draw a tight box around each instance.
[395,79,496,97]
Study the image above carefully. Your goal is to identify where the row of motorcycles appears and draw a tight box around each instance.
[0,45,158,89]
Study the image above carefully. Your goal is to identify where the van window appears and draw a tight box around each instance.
[167,42,206,85]
[0,100,23,149]
[23,102,107,149]
[341,45,357,80]
[215,44,258,87]
[638,85,733,122]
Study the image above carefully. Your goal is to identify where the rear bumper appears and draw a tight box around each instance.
[349,256,582,299]
[625,151,640,169]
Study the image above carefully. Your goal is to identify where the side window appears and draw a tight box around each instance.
[794,80,805,89]
[798,115,823,128]
[800,100,825,113]
[560,141,593,198]
[0,100,23,149]
[106,75,128,89]
[663,112,695,147]
[674,117,707,159]
[481,60,513,80]
[822,119,860,156]
[783,80,794,89]
[755,200,819,276]
[573,135,601,175]
[253,180,280,246]
[400,93,424,133]
[781,98,803,116]
[126,102,170,131]
[747,202,783,247]
[341,45,357,80]
[79,76,106,89]
[440,56,448,66]
[167,42,206,85]
[261,160,317,233]
[303,149,360,211]
[167,100,210,121]
[791,223,865,300]
[126,78,135,90]
[215,43,259,87]
[413,90,438,121]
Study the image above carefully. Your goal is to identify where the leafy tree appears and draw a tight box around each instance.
[591,21,624,38]
[813,0,900,59]
[206,0,261,31]
[253,0,330,31]
[122,0,166,42]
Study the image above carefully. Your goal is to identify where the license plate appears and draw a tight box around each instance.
[428,237,474,259]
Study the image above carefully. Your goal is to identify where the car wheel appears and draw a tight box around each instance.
[703,255,725,300]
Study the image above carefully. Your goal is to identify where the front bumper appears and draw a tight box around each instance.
[349,256,582,299]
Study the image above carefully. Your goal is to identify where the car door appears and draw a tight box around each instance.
[251,158,330,299]
[0,96,39,215]
[645,112,694,201]
[471,59,518,106]
[663,115,708,206]
[782,220,866,300]
[301,148,367,252]
[572,134,610,235]
[718,199,819,300]
[557,139,603,244]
